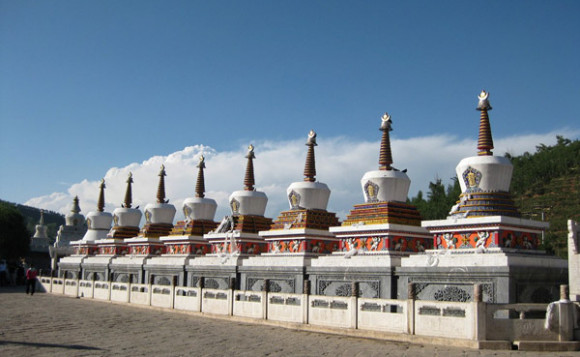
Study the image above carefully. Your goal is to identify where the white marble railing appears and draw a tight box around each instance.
[36,277,576,345]
[486,303,559,341]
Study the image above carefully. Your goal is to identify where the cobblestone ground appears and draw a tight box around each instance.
[0,287,576,357]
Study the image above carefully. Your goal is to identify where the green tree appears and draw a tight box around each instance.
[0,201,30,260]
[422,179,450,219]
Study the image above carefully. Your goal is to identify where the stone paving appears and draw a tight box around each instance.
[0,286,576,357]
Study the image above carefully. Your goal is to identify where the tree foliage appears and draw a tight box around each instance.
[509,136,580,196]
[409,177,461,220]
[0,201,30,260]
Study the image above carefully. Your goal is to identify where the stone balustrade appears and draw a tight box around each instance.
[36,276,578,349]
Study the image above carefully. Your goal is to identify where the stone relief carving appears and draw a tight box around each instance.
[205,278,219,289]
[434,286,471,302]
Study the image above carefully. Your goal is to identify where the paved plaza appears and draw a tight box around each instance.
[0,287,576,357]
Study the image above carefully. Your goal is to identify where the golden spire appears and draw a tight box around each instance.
[244,145,256,191]
[156,165,168,203]
[476,90,494,156]
[123,172,133,208]
[97,179,106,212]
[304,130,317,182]
[379,112,393,170]
[195,155,206,198]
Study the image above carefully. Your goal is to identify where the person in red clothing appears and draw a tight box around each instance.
[25,264,38,295]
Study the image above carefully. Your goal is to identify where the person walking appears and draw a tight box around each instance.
[25,264,38,295]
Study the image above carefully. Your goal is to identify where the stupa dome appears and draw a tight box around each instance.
[65,196,85,227]
[448,91,519,218]
[360,113,410,203]
[182,155,217,220]
[286,130,330,210]
[111,173,142,228]
[33,210,48,238]
[143,165,176,224]
[361,169,410,203]
[82,179,113,241]
[455,155,512,193]
[229,145,268,216]
[183,197,217,220]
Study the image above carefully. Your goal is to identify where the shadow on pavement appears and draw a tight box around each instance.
[0,340,103,351]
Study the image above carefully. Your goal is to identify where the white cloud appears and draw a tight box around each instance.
[25,129,579,223]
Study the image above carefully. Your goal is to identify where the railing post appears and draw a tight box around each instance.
[148,274,154,306]
[171,276,177,309]
[75,273,81,298]
[351,281,359,329]
[91,272,95,298]
[303,280,310,324]
[473,283,486,341]
[198,277,204,313]
[229,277,236,316]
[262,279,269,292]
[407,282,416,335]
[558,284,574,341]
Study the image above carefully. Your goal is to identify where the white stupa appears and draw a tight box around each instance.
[259,130,340,256]
[159,155,219,257]
[30,210,51,252]
[107,172,142,239]
[82,179,113,241]
[398,91,567,304]
[307,113,430,298]
[138,165,176,238]
[181,155,218,225]
[53,196,86,248]
[203,144,272,257]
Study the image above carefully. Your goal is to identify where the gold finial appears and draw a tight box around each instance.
[197,155,206,169]
[380,112,392,131]
[477,90,492,111]
[245,144,256,159]
[306,130,317,146]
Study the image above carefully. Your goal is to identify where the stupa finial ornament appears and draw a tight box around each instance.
[97,179,106,212]
[244,145,256,191]
[476,90,494,156]
[39,209,45,225]
[72,196,81,213]
[123,172,133,208]
[379,112,394,170]
[195,155,206,198]
[477,90,492,111]
[304,130,318,182]
[156,165,168,203]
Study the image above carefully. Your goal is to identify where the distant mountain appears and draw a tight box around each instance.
[0,200,65,242]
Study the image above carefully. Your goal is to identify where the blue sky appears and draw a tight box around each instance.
[1,1,579,220]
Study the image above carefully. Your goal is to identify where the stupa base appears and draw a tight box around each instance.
[396,248,568,303]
